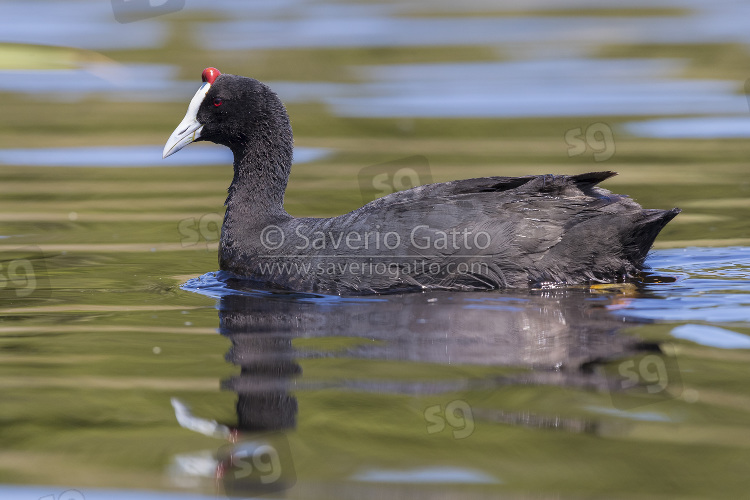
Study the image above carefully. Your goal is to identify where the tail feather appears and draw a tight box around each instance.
[627,208,681,265]
[571,171,618,189]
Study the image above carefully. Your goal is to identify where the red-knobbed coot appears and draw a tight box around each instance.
[164,68,680,294]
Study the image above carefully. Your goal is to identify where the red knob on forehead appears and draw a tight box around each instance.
[202,67,221,84]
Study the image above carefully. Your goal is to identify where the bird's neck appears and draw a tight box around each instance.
[225,127,293,219]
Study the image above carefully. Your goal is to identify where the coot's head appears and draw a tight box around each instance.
[163,67,291,158]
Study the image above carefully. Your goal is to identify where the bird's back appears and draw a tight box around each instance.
[221,172,679,294]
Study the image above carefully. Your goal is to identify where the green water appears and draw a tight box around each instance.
[2,1,750,499]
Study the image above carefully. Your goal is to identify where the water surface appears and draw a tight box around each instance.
[1,0,750,499]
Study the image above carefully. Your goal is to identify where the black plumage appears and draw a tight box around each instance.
[170,72,680,295]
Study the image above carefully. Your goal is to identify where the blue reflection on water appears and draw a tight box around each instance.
[671,324,750,349]
[584,406,674,422]
[2,0,164,49]
[245,59,746,119]
[0,485,221,500]
[3,2,748,123]
[324,62,742,118]
[201,10,750,50]
[182,271,386,304]
[0,65,183,97]
[0,145,331,167]
[268,58,744,118]
[351,467,500,484]
[5,60,744,122]
[617,247,750,323]
[624,116,750,138]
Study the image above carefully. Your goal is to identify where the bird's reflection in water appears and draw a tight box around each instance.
[172,275,668,496]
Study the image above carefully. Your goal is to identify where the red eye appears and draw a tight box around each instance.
[213,97,223,107]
